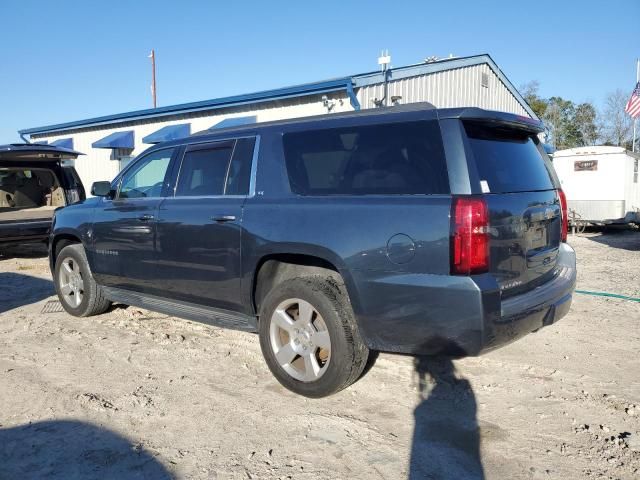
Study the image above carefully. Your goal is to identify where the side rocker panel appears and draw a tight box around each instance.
[103,287,258,333]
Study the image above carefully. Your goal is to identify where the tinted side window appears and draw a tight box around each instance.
[119,148,174,199]
[176,145,233,197]
[464,122,554,193]
[225,137,255,195]
[282,121,449,195]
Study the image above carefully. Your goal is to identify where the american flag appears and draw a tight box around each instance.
[625,81,640,118]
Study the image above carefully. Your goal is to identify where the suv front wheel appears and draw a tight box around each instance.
[54,244,111,317]
[258,276,368,398]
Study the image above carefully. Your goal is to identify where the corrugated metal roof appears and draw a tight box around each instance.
[19,54,534,136]
[20,78,353,136]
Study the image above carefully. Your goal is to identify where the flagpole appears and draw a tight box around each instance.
[634,58,639,152]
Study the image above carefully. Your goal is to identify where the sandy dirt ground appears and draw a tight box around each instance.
[0,231,638,480]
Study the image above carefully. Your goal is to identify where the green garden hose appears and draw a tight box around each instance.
[575,290,640,303]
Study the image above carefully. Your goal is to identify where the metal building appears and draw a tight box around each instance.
[20,54,535,190]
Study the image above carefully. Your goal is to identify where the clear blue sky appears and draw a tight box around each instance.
[0,0,637,142]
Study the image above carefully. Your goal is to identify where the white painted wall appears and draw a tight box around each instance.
[31,63,532,194]
[34,92,352,191]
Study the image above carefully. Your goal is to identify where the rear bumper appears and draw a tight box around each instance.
[482,242,575,353]
[352,243,576,356]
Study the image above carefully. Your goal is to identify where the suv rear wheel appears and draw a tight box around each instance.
[258,276,368,398]
[54,244,111,317]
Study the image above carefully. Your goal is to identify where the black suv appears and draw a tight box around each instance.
[0,144,84,250]
[49,104,576,397]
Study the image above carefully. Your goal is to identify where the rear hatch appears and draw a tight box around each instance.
[0,144,84,206]
[463,120,562,297]
[0,144,82,162]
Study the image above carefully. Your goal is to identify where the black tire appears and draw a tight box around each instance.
[258,275,368,398]
[54,244,111,317]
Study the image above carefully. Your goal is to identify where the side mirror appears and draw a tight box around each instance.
[91,181,114,198]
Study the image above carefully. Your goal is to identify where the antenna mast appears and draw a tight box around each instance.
[374,50,391,107]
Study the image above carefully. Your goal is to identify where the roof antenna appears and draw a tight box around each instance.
[373,50,391,107]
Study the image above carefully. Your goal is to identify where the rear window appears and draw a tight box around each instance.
[176,146,233,197]
[465,122,555,193]
[283,121,449,195]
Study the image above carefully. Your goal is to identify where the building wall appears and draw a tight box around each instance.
[356,63,529,115]
[31,63,530,192]
[33,92,351,190]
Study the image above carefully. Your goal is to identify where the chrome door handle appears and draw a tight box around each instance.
[138,214,154,221]
[211,215,236,223]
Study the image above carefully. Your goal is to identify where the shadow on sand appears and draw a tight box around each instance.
[583,229,640,252]
[409,356,484,480]
[0,243,54,313]
[0,420,172,479]
[0,272,54,314]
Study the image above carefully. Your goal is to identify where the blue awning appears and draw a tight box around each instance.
[142,123,191,144]
[92,130,134,149]
[50,138,73,150]
[209,115,257,130]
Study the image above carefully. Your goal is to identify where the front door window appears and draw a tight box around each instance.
[118,148,174,199]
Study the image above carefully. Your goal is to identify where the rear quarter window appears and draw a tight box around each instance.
[282,121,449,195]
[464,122,555,193]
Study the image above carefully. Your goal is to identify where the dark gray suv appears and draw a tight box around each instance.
[49,104,576,397]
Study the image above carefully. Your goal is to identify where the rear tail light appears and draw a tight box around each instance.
[450,196,489,275]
[558,189,568,242]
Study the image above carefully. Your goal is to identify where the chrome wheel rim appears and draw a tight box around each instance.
[58,257,84,308]
[269,298,331,382]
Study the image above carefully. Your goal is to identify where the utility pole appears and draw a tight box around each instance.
[149,49,157,108]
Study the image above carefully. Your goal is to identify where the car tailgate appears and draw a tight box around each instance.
[463,120,562,297]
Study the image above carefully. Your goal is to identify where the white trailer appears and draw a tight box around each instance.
[552,146,640,225]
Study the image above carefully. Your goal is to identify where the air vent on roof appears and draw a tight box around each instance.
[481,72,489,88]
